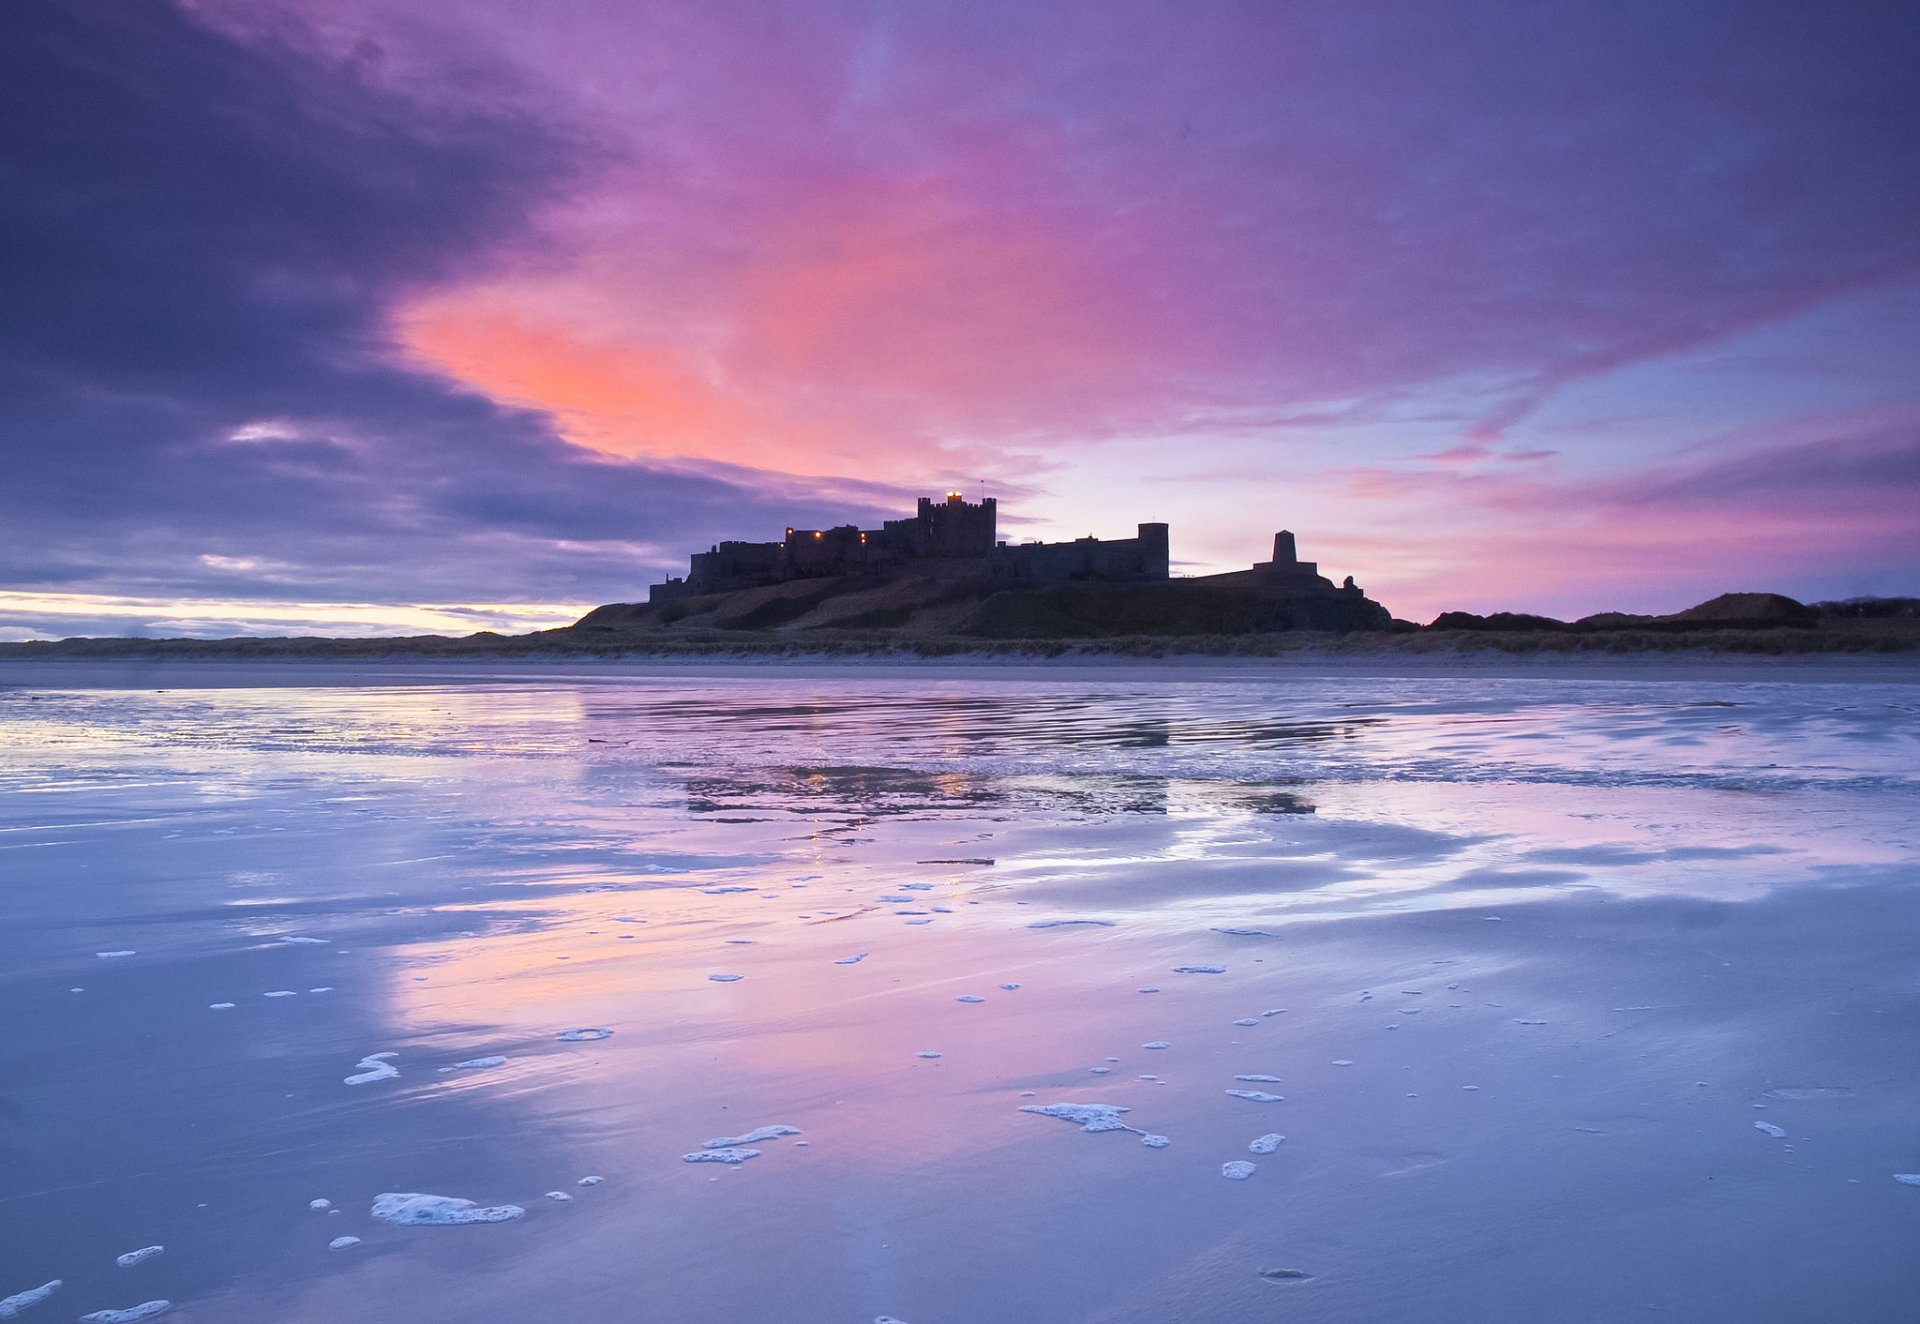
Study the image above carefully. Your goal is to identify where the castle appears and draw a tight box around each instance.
[646,491,1375,615]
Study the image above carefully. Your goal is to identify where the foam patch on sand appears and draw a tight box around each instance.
[95,951,135,959]
[344,1052,398,1086]
[1894,1174,1920,1186]
[955,994,985,1003]
[1173,965,1226,974]
[1222,1161,1257,1180]
[1021,1102,1172,1150]
[833,952,869,965]
[454,1056,506,1070]
[1232,1018,1258,1026]
[684,1148,759,1164]
[1027,920,1114,929]
[114,1247,162,1269]
[328,1237,360,1251]
[1234,1074,1282,1083]
[79,1305,169,1323]
[371,1193,525,1225]
[0,1281,60,1318]
[1212,928,1274,937]
[1021,1103,1132,1132]
[1226,1090,1284,1102]
[558,1028,612,1041]
[1249,1133,1287,1154]
[1753,1121,1787,1138]
[705,1125,800,1148]
[708,973,744,982]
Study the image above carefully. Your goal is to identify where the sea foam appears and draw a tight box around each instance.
[372,1193,525,1226]
[79,1304,169,1323]
[0,1281,60,1318]
[705,1125,800,1148]
[344,1052,398,1086]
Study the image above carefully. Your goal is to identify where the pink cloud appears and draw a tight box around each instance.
[315,0,1917,485]
[1317,405,1920,619]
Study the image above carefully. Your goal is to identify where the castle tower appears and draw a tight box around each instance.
[912,491,997,557]
[1138,523,1170,578]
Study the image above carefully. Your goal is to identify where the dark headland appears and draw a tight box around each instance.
[4,492,1915,661]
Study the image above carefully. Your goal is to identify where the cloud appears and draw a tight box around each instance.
[0,591,583,640]
[1319,404,1920,617]
[0,0,889,627]
[341,0,1920,476]
[3,0,1915,634]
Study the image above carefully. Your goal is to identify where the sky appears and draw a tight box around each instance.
[2,0,1916,638]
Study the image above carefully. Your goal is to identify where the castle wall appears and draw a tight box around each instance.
[989,523,1169,583]
[780,524,900,578]
[690,539,782,584]
[652,498,1176,599]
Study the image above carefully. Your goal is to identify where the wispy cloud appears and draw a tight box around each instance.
[1317,404,1920,618]
[0,591,584,640]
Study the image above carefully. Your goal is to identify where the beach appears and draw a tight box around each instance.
[2,658,1917,1322]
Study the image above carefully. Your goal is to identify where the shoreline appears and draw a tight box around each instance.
[4,648,1918,689]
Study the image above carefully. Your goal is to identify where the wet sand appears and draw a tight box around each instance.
[1,664,1916,1321]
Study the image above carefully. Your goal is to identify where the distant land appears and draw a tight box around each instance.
[3,491,1915,661]
[2,589,1914,662]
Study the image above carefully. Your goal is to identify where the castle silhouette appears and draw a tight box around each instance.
[648,491,1374,614]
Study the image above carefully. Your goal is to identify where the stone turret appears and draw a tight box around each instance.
[1254,529,1319,581]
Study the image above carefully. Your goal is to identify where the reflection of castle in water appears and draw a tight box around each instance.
[648,490,1374,609]
[673,763,1316,822]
